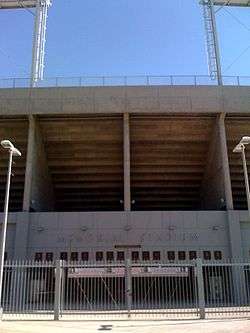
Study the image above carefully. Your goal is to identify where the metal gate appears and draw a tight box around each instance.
[60,261,199,319]
[2,261,55,319]
[2,259,250,320]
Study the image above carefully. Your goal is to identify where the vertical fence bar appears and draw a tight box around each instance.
[196,259,205,319]
[125,259,132,318]
[54,260,62,321]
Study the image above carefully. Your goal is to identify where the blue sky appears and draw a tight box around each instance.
[0,0,250,78]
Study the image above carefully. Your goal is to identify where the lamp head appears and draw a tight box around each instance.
[240,136,250,145]
[1,140,21,157]
[233,144,243,153]
[1,140,14,150]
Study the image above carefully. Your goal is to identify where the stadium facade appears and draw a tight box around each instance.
[0,84,250,262]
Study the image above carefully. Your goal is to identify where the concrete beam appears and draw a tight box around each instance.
[1,86,250,115]
[23,116,54,212]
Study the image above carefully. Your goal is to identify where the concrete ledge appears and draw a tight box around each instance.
[0,86,250,115]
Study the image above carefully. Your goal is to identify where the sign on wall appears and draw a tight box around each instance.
[68,266,189,278]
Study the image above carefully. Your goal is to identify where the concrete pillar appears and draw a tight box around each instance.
[23,115,54,212]
[218,113,234,210]
[23,115,35,212]
[201,115,225,209]
[218,112,246,299]
[218,114,244,258]
[123,113,131,211]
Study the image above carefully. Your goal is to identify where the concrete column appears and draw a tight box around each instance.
[23,115,54,212]
[23,115,35,212]
[218,114,244,260]
[218,113,234,210]
[201,115,224,209]
[123,113,131,211]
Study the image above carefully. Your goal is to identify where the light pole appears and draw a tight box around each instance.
[233,136,250,220]
[0,140,21,317]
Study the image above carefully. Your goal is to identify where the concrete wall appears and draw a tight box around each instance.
[26,211,230,259]
[1,86,250,115]
[0,213,29,260]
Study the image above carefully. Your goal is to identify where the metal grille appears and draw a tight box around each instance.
[203,260,250,318]
[2,261,55,319]
[2,259,250,320]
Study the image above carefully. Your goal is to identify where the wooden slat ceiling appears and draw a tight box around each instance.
[130,116,214,210]
[226,117,250,210]
[0,118,28,212]
[39,115,123,212]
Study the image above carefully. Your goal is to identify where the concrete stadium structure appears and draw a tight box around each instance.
[0,84,250,262]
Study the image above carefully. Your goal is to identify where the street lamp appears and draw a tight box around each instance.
[233,136,250,220]
[0,140,21,317]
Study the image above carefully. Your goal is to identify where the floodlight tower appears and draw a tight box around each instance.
[200,0,250,85]
[0,0,52,87]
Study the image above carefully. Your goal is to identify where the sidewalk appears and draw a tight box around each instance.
[1,319,250,333]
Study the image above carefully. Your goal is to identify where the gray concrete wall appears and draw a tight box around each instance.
[1,86,250,115]
[0,213,28,260]
[239,211,250,259]
[26,211,230,259]
[3,211,250,260]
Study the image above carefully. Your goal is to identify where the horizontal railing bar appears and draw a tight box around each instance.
[0,75,250,89]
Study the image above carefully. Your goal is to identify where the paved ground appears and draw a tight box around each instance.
[1,319,250,333]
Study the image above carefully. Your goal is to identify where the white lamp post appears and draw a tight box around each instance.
[233,136,250,220]
[0,140,21,317]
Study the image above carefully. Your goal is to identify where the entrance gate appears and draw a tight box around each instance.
[61,261,199,319]
[2,259,250,320]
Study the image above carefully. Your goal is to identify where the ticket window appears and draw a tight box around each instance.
[132,251,139,262]
[214,251,222,260]
[153,251,161,261]
[96,251,103,261]
[168,251,175,261]
[81,252,89,261]
[117,251,125,261]
[60,252,68,261]
[142,251,150,261]
[178,251,186,261]
[189,251,197,260]
[35,252,43,262]
[106,251,114,262]
[71,252,78,262]
[203,251,211,260]
[45,252,53,262]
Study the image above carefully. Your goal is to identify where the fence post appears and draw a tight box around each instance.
[54,260,62,321]
[196,258,205,319]
[125,259,132,318]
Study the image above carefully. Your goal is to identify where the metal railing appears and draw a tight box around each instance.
[2,259,250,320]
[1,75,250,89]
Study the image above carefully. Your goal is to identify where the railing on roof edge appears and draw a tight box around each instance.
[0,75,250,88]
